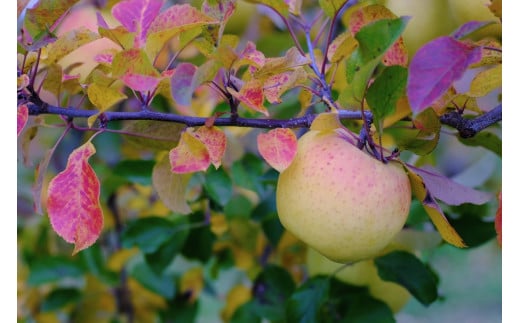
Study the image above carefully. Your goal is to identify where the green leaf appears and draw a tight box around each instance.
[121,217,177,254]
[224,194,254,219]
[252,193,284,246]
[28,256,85,285]
[145,216,191,274]
[458,131,502,157]
[113,159,155,185]
[181,211,215,262]
[344,297,395,323]
[41,288,82,312]
[129,257,176,299]
[286,276,330,323]
[250,265,296,321]
[80,244,118,285]
[231,301,262,323]
[203,166,233,206]
[374,251,438,306]
[366,65,408,131]
[447,204,497,248]
[122,120,184,151]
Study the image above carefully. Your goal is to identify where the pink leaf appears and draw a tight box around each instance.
[112,0,164,48]
[148,4,217,35]
[170,63,197,106]
[169,130,211,174]
[202,0,236,22]
[227,79,269,116]
[257,128,297,172]
[46,141,103,255]
[17,104,29,136]
[407,37,482,114]
[121,73,161,92]
[195,126,227,169]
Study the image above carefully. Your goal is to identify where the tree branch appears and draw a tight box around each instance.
[27,102,371,130]
[440,104,502,138]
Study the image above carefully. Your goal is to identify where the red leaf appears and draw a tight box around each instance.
[112,0,164,48]
[407,37,482,114]
[227,79,269,116]
[257,128,297,172]
[169,130,211,174]
[195,126,227,169]
[46,141,103,255]
[17,104,29,136]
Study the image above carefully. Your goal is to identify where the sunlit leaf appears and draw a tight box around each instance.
[152,154,192,214]
[87,82,128,111]
[44,27,100,64]
[467,64,501,97]
[24,0,80,38]
[227,79,269,116]
[375,251,438,306]
[366,65,408,131]
[111,0,164,48]
[264,68,307,104]
[257,128,297,172]
[170,129,211,174]
[195,126,227,169]
[243,0,289,16]
[318,0,346,17]
[112,48,161,91]
[46,141,104,254]
[405,166,466,248]
[146,4,218,59]
[170,62,197,106]
[17,104,29,137]
[253,47,310,80]
[310,112,343,131]
[407,36,482,114]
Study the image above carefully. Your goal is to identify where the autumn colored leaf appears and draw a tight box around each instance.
[23,0,80,38]
[327,32,357,63]
[451,20,497,40]
[152,154,192,215]
[257,128,297,172]
[180,267,204,303]
[253,47,310,80]
[227,79,269,116]
[234,41,266,71]
[407,36,482,114]
[405,165,466,248]
[221,285,252,322]
[318,0,346,17]
[194,126,227,169]
[87,83,127,125]
[98,25,135,50]
[46,141,104,255]
[111,0,163,48]
[41,64,63,100]
[170,129,211,174]
[111,48,161,92]
[43,27,100,64]
[244,0,289,16]
[467,65,501,97]
[123,120,184,151]
[264,68,307,104]
[170,63,197,107]
[17,104,29,137]
[146,4,218,58]
[495,191,501,247]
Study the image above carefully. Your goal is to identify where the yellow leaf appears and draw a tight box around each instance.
[221,285,252,322]
[180,267,205,303]
[210,212,229,236]
[107,248,139,272]
[87,83,127,126]
[468,65,502,97]
[152,153,192,214]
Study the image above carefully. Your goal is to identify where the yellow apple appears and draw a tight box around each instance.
[276,128,411,263]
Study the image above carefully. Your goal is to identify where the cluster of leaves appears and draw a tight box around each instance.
[17,0,501,321]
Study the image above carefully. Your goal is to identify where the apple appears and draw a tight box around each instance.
[276,127,411,263]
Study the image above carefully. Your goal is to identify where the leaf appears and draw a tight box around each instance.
[467,64,501,97]
[253,47,310,80]
[451,20,497,40]
[152,153,192,214]
[111,48,161,92]
[409,164,494,206]
[43,27,100,64]
[123,120,184,151]
[17,104,29,136]
[146,4,218,59]
[310,112,343,131]
[170,129,211,174]
[327,32,357,63]
[112,159,155,185]
[495,191,502,247]
[87,82,128,111]
[374,251,438,306]
[129,257,175,299]
[318,0,346,17]
[170,62,197,106]
[264,68,307,104]
[235,41,266,70]
[41,288,82,312]
[28,256,85,285]
[405,166,466,248]
[111,0,164,48]
[180,267,205,303]
[203,167,233,206]
[121,216,177,253]
[24,0,80,38]
[366,65,408,131]
[286,276,330,323]
[488,0,502,20]
[257,128,297,172]
[250,265,296,321]
[407,36,482,114]
[243,0,289,16]
[41,63,63,99]
[227,79,269,116]
[194,126,227,169]
[46,141,104,254]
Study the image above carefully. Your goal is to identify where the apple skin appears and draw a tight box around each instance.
[276,129,411,263]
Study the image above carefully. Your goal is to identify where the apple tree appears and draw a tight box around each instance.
[17,0,501,321]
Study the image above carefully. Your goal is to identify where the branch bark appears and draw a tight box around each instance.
[440,104,502,138]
